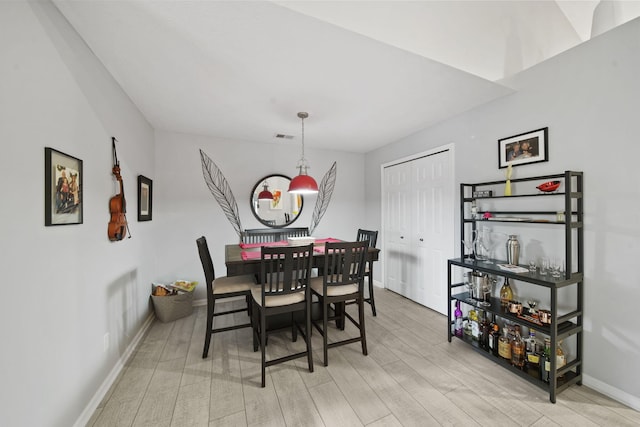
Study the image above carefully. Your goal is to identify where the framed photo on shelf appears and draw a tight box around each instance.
[498,127,548,169]
[45,147,83,226]
[137,175,153,221]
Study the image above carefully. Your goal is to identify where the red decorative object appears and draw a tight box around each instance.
[289,112,318,194]
[483,212,493,219]
[288,174,318,194]
[536,180,561,192]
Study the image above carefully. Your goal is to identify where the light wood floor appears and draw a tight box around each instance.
[88,289,639,426]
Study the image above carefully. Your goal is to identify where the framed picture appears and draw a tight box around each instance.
[137,175,153,221]
[498,127,549,169]
[270,189,283,210]
[45,147,83,226]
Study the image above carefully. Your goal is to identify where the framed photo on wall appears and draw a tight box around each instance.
[498,127,549,169]
[45,147,83,226]
[137,175,153,221]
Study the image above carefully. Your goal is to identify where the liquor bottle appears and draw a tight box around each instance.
[479,311,490,350]
[556,340,567,379]
[464,318,472,337]
[511,325,526,368]
[470,309,480,341]
[500,278,514,307]
[540,337,551,383]
[498,327,512,361]
[489,323,500,357]
[525,329,540,372]
[454,301,463,337]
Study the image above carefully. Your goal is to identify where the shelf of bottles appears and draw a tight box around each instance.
[449,295,582,398]
[448,171,584,404]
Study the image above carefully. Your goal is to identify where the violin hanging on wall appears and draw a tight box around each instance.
[108,137,131,241]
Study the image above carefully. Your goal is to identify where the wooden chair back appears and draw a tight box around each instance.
[322,241,368,290]
[356,229,378,248]
[259,244,313,303]
[196,236,216,294]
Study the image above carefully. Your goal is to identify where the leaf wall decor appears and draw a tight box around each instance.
[199,149,243,238]
[309,161,337,235]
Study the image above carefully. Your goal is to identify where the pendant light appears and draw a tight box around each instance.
[288,112,319,194]
[257,181,274,201]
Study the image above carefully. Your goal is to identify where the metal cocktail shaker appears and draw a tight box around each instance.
[506,235,520,265]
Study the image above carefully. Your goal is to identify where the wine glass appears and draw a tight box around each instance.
[551,258,562,278]
[461,232,476,260]
[464,274,476,305]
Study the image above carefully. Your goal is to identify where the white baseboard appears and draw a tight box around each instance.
[582,374,640,411]
[74,312,156,427]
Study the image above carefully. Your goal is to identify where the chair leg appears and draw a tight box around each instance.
[292,312,297,342]
[202,298,215,359]
[261,310,267,388]
[306,299,314,373]
[323,299,329,367]
[368,271,377,316]
[252,300,259,352]
[359,295,368,356]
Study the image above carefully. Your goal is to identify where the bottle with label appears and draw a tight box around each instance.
[511,325,526,368]
[541,337,551,383]
[498,327,512,361]
[556,340,567,379]
[525,329,540,371]
[470,310,479,341]
[454,301,463,337]
[489,323,501,356]
[500,278,514,307]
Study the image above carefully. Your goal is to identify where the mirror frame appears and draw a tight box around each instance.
[250,174,304,228]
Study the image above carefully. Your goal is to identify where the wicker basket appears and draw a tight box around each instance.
[151,290,194,323]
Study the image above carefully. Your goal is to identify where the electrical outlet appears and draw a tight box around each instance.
[103,333,110,352]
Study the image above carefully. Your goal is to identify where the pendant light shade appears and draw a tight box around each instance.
[258,181,274,200]
[289,173,318,194]
[288,112,318,194]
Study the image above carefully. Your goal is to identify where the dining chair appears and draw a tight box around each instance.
[252,244,314,387]
[242,229,278,244]
[197,236,256,359]
[310,240,368,366]
[355,228,379,316]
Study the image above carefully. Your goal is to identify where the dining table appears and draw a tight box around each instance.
[224,237,380,277]
[224,237,380,331]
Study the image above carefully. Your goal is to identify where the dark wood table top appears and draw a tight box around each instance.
[224,242,379,277]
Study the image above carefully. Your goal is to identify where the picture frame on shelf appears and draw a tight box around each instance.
[498,127,548,169]
[44,147,83,226]
[137,175,153,221]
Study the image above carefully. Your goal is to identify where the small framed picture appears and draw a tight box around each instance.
[137,175,153,221]
[498,127,549,169]
[45,147,83,226]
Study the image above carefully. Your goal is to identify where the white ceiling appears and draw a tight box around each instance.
[53,0,640,153]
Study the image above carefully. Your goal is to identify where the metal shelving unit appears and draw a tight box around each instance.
[447,171,583,403]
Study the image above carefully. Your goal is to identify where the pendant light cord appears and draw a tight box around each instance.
[297,112,309,173]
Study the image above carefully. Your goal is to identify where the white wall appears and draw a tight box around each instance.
[0,3,365,424]
[366,17,640,408]
[0,2,156,426]
[153,130,366,302]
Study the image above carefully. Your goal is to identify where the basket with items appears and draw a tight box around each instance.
[151,280,198,323]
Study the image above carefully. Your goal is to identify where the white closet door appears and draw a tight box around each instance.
[412,151,452,314]
[383,148,453,314]
[382,161,412,298]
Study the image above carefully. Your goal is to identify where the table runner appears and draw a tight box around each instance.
[240,237,342,259]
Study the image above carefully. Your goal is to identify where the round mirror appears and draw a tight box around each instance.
[250,174,304,228]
